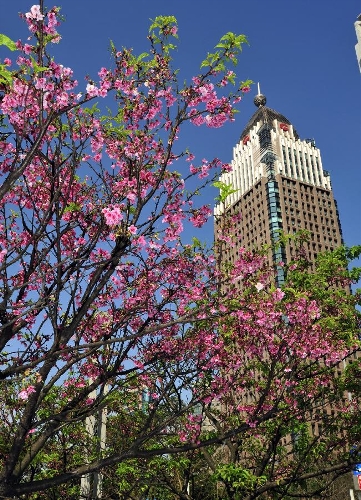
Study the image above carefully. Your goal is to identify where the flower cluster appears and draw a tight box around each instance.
[19,385,36,400]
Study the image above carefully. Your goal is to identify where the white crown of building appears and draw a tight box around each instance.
[215,91,332,216]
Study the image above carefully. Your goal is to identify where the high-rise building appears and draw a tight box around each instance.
[212,92,356,498]
[214,90,343,284]
[355,14,361,73]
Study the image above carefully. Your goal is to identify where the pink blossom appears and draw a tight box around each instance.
[102,206,123,226]
[23,44,33,55]
[86,84,99,98]
[133,360,145,369]
[98,67,108,78]
[128,225,137,235]
[18,390,29,400]
[126,192,137,203]
[47,11,58,29]
[0,248,7,263]
[134,235,146,246]
[34,77,46,90]
[222,163,233,172]
[18,385,36,400]
[25,5,44,21]
[98,86,108,98]
[273,289,285,301]
[190,205,212,228]
[204,113,228,128]
[56,91,69,108]
[189,111,204,126]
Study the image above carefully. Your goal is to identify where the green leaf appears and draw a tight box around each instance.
[192,237,202,249]
[83,103,100,116]
[64,202,81,213]
[137,52,149,62]
[0,66,13,85]
[30,56,48,74]
[213,181,238,203]
[0,34,17,51]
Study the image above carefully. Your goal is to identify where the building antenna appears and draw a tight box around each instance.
[257,82,261,95]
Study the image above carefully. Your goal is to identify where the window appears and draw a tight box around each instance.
[258,126,272,148]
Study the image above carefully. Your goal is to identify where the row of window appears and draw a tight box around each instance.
[285,207,336,222]
[281,146,321,185]
[285,226,338,246]
[282,178,332,197]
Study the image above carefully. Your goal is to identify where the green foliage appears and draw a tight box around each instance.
[149,16,178,53]
[29,56,48,74]
[282,243,361,344]
[214,463,267,496]
[201,32,249,73]
[340,359,361,395]
[0,33,17,51]
[239,78,253,90]
[273,228,311,248]
[191,236,207,251]
[0,34,17,85]
[82,103,100,115]
[213,180,239,203]
[0,65,12,86]
[63,202,81,213]
[115,460,139,492]
[113,454,194,499]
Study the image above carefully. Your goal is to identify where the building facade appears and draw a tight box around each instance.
[214,92,343,283]
[355,14,361,72]
[212,93,357,498]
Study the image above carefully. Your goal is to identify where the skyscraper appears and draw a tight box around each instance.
[212,92,356,499]
[355,13,361,73]
[214,89,343,283]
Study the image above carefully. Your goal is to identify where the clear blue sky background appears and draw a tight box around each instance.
[1,1,360,252]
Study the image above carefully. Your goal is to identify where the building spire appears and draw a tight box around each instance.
[254,82,267,107]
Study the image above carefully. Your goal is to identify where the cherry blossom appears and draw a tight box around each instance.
[18,386,36,400]
[25,5,44,21]
[0,6,358,499]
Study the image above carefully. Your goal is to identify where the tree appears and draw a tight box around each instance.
[0,3,253,498]
[149,241,361,500]
[91,242,361,500]
[105,241,361,500]
[0,3,360,500]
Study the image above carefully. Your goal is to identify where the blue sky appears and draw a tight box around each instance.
[1,1,360,252]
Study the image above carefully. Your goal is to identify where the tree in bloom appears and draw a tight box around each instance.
[98,243,360,500]
[0,4,360,500]
[168,242,361,500]
[0,3,255,498]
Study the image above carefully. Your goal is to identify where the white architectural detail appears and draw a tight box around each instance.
[215,108,331,216]
[355,14,361,73]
